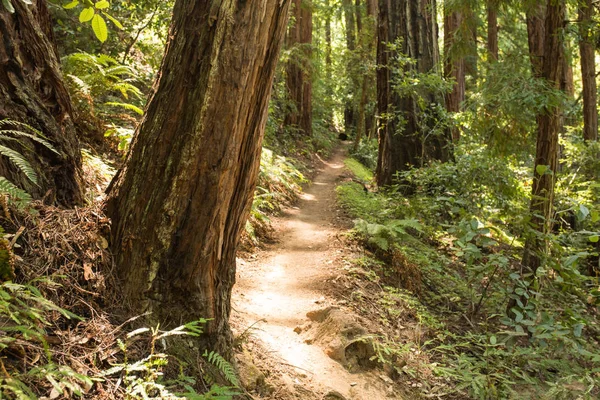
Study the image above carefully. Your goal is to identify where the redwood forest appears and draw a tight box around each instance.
[0,0,599,399]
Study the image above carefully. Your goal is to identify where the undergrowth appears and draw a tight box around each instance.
[337,144,600,399]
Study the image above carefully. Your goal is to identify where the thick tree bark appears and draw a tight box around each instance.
[376,0,451,187]
[444,6,466,142]
[487,0,499,60]
[285,0,313,136]
[513,0,564,313]
[579,0,598,141]
[106,0,290,357]
[0,0,83,206]
[526,3,546,78]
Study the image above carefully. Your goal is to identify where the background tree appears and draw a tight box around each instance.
[376,0,452,186]
[342,0,358,135]
[578,0,598,142]
[352,0,377,151]
[444,1,467,141]
[487,0,499,60]
[106,0,291,356]
[515,0,565,309]
[285,0,313,136]
[0,0,83,205]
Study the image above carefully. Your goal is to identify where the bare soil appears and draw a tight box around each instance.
[232,145,404,400]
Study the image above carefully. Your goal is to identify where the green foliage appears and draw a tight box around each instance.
[202,351,239,388]
[62,0,122,42]
[0,279,91,398]
[62,52,143,107]
[343,158,373,183]
[340,146,600,398]
[0,119,62,208]
[103,320,238,399]
[354,218,423,252]
[335,182,390,222]
[61,52,144,150]
[349,138,378,171]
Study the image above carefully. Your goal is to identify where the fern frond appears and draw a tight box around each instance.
[204,351,239,387]
[105,65,136,77]
[0,145,38,185]
[0,177,32,205]
[105,102,144,116]
[0,130,60,155]
[96,53,119,66]
[112,82,143,99]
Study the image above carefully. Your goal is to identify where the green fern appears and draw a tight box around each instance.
[203,351,239,388]
[0,145,38,185]
[0,119,63,207]
[0,177,32,205]
[0,120,59,154]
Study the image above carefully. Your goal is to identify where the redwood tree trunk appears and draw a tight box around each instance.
[376,0,451,186]
[487,0,499,60]
[343,0,357,134]
[526,3,546,78]
[353,0,376,152]
[106,0,290,356]
[0,0,83,206]
[515,0,564,312]
[579,0,598,141]
[285,0,313,136]
[444,5,466,142]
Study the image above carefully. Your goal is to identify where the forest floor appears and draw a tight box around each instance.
[231,144,406,400]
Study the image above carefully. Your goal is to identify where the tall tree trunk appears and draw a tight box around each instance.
[579,0,598,141]
[513,0,564,314]
[526,3,546,78]
[325,0,332,81]
[106,0,290,357]
[285,0,313,136]
[376,0,451,187]
[353,0,376,152]
[464,7,478,77]
[343,0,357,134]
[444,5,466,142]
[0,0,83,206]
[487,0,499,60]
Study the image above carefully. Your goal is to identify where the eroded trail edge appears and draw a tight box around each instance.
[232,146,400,400]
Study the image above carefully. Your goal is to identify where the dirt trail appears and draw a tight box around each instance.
[232,146,399,399]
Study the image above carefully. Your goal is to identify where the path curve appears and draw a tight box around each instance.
[233,145,399,399]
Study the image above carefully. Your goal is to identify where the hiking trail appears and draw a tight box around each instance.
[232,145,401,400]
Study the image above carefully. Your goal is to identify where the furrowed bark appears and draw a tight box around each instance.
[376,0,451,187]
[0,0,83,206]
[106,0,291,357]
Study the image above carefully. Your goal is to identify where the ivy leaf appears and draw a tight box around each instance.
[95,0,109,9]
[79,6,94,22]
[102,11,123,29]
[63,0,79,9]
[590,235,599,243]
[91,14,108,42]
[2,0,15,13]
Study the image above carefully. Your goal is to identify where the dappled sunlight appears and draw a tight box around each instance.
[300,192,316,201]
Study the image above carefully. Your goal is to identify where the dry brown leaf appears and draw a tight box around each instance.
[83,262,95,281]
